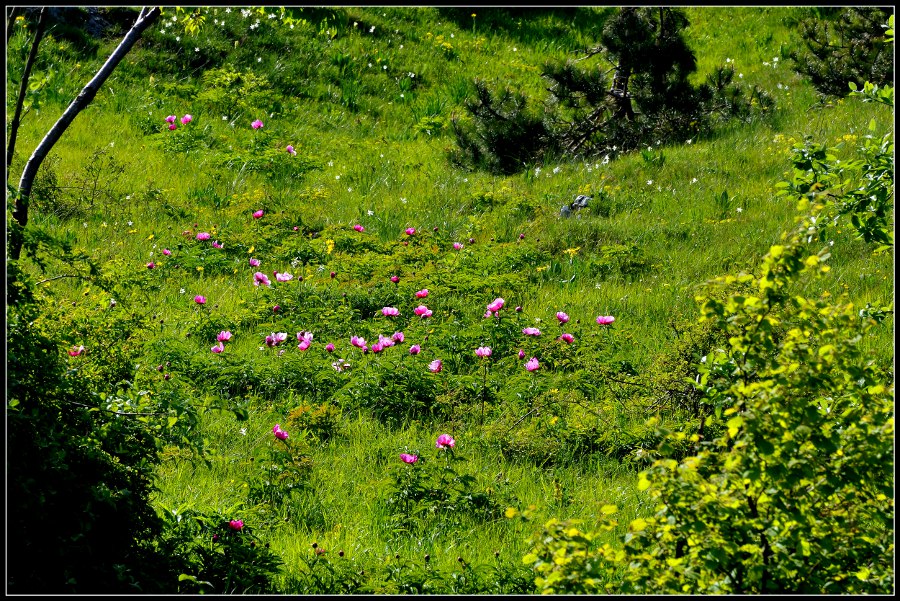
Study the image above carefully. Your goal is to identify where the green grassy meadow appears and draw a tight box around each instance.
[7,6,894,593]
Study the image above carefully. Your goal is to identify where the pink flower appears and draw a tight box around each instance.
[146,261,156,269]
[453,242,463,250]
[165,115,177,124]
[560,333,574,344]
[354,224,365,232]
[519,233,525,239]
[414,305,432,318]
[371,342,384,353]
[399,453,419,464]
[273,424,289,440]
[325,343,335,353]
[435,434,456,449]
[392,331,404,343]
[249,257,260,267]
[405,227,416,236]
[409,344,421,355]
[556,311,569,323]
[382,307,400,317]
[415,289,429,298]
[350,336,366,348]
[252,119,264,130]
[162,248,171,256]
[194,295,206,304]
[525,357,540,372]
[330,271,336,279]
[297,331,314,344]
[273,305,280,312]
[168,123,177,131]
[298,339,311,351]
[596,315,615,325]
[378,334,395,348]
[229,519,244,531]
[487,298,504,312]
[68,345,85,357]
[286,144,296,155]
[266,332,288,347]
[252,210,264,219]
[217,331,233,342]
[475,346,492,358]
[254,272,272,287]
[211,342,225,353]
[515,306,523,312]
[428,359,442,373]
[211,240,223,249]
[276,272,293,282]
[196,232,210,241]
[518,349,525,359]
[181,114,192,125]
[390,275,400,283]
[483,310,493,319]
[523,327,541,336]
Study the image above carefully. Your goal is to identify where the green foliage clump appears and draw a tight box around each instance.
[519,195,894,596]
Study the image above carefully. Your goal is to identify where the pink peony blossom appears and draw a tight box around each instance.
[515,306,523,312]
[273,424,289,440]
[428,359,442,373]
[487,298,504,312]
[217,331,233,342]
[229,519,244,531]
[286,144,296,155]
[211,240,223,249]
[560,333,574,344]
[525,357,540,372]
[409,344,421,355]
[297,331,313,344]
[382,307,400,317]
[483,310,493,319]
[298,340,311,351]
[181,114,192,125]
[196,232,211,241]
[194,295,206,304]
[596,315,615,325]
[518,349,526,359]
[414,305,433,318]
[354,224,365,232]
[453,242,463,250]
[350,336,366,348]
[168,123,177,131]
[162,248,171,256]
[251,119,264,130]
[556,311,569,323]
[252,210,264,219]
[392,331,404,343]
[378,334,395,348]
[266,332,288,347]
[211,342,225,353]
[165,115,177,124]
[475,346,492,358]
[68,345,85,357]
[416,289,429,298]
[400,453,419,464]
[254,272,272,287]
[146,262,156,269]
[519,233,525,239]
[523,327,541,336]
[325,343,335,353]
[371,342,384,353]
[435,434,456,449]
[390,275,400,283]
[405,227,416,236]
[249,257,260,267]
[276,272,293,282]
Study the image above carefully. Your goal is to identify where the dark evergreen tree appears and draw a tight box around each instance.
[791,7,894,97]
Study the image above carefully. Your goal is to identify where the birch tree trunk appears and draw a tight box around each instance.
[7,7,47,172]
[10,6,160,260]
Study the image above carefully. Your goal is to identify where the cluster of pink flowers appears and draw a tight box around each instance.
[165,114,192,131]
[211,330,233,354]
